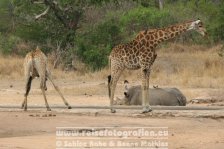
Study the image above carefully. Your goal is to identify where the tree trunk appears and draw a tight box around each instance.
[159,0,164,9]
[155,0,164,10]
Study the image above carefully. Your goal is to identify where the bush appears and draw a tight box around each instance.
[119,7,177,36]
[0,34,21,55]
[207,5,224,42]
[2,1,224,71]
[165,0,224,44]
[76,19,121,70]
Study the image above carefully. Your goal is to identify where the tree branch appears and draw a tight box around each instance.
[33,1,44,4]
[53,41,62,69]
[35,6,50,20]
[31,0,44,4]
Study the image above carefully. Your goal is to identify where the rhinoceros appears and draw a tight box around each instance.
[115,82,186,106]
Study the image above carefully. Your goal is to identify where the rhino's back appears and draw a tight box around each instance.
[128,87,186,106]
[150,88,186,106]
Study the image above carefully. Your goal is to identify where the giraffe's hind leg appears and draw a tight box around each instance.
[44,77,47,91]
[22,76,33,111]
[108,66,124,113]
[141,68,152,113]
[47,71,71,109]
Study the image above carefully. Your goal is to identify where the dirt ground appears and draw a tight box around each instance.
[0,79,224,149]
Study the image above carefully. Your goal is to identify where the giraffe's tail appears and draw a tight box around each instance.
[108,75,112,98]
[108,56,112,98]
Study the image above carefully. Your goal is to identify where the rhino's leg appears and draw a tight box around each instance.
[141,68,152,113]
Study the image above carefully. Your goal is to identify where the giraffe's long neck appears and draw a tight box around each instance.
[153,21,194,44]
[162,22,192,40]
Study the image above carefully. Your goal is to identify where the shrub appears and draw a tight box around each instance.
[119,7,177,34]
[0,34,21,55]
[207,5,224,42]
[76,19,121,70]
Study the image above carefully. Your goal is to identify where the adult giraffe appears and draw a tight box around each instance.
[22,46,71,111]
[108,19,207,113]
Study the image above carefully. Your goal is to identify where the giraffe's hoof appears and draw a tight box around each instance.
[68,106,72,109]
[21,103,25,109]
[111,109,116,113]
[47,108,51,111]
[24,108,27,111]
[142,107,152,113]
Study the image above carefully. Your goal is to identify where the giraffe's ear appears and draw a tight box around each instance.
[195,19,201,24]
[196,18,202,23]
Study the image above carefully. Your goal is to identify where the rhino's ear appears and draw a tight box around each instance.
[124,80,129,84]
[124,92,129,98]
[124,80,129,92]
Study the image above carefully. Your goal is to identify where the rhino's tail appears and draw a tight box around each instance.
[108,75,112,98]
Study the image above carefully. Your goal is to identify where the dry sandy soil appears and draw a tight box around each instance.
[0,79,224,149]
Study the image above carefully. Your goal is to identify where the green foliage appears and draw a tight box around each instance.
[120,7,176,28]
[15,23,48,43]
[1,0,224,70]
[165,0,224,44]
[77,45,110,71]
[0,0,14,33]
[119,7,177,39]
[76,19,121,70]
[0,34,21,55]
[207,4,224,42]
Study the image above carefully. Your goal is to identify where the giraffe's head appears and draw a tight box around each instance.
[188,19,207,37]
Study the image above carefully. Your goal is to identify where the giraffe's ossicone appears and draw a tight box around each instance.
[108,19,207,113]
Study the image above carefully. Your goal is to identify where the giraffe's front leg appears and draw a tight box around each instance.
[47,73,72,109]
[141,68,152,113]
[40,76,51,111]
[21,97,26,110]
[22,97,28,111]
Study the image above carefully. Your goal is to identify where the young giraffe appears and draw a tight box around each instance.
[22,46,71,111]
[108,19,207,113]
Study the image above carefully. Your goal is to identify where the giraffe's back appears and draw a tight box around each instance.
[110,40,157,70]
[110,43,141,70]
[24,48,47,77]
